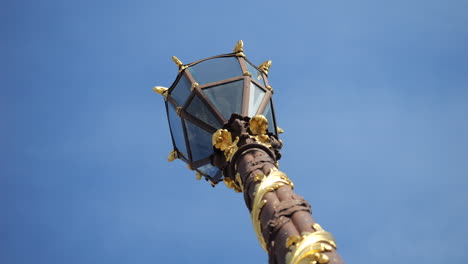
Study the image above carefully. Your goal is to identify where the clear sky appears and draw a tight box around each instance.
[2,0,468,263]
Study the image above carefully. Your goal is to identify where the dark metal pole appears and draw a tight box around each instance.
[212,114,344,264]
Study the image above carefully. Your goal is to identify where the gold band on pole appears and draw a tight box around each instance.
[250,168,294,251]
[285,224,337,264]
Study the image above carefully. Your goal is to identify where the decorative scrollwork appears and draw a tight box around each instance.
[251,168,294,251]
[212,129,239,162]
[285,224,337,264]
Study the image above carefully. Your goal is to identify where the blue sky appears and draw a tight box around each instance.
[2,0,468,263]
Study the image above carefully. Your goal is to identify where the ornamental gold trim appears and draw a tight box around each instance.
[172,56,187,72]
[250,115,268,135]
[243,71,252,77]
[285,224,337,264]
[153,86,168,97]
[251,168,294,251]
[191,82,199,91]
[233,40,245,57]
[167,150,178,162]
[212,129,239,162]
[258,60,272,75]
[233,40,244,53]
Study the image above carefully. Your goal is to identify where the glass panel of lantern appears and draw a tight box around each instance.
[186,94,222,129]
[170,73,192,106]
[246,60,266,86]
[184,119,214,162]
[248,82,266,117]
[188,57,242,85]
[202,79,244,120]
[166,102,188,159]
[262,100,277,136]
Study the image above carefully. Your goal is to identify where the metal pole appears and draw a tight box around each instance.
[213,114,344,264]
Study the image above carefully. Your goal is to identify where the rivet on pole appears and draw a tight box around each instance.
[258,60,272,75]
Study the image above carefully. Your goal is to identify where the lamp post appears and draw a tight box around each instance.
[153,41,344,264]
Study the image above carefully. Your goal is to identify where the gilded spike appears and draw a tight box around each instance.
[172,56,184,68]
[153,86,168,96]
[277,126,284,134]
[258,60,272,75]
[167,150,178,162]
[233,40,244,53]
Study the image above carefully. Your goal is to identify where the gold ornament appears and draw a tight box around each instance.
[258,60,272,75]
[250,115,268,135]
[167,150,178,162]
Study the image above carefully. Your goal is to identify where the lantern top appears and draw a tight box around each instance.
[155,41,279,184]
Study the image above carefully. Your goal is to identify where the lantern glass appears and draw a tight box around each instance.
[248,82,266,117]
[246,61,265,86]
[203,79,244,120]
[186,94,222,129]
[189,57,242,85]
[167,102,188,158]
[262,100,276,135]
[197,163,220,179]
[185,119,213,162]
[171,73,192,106]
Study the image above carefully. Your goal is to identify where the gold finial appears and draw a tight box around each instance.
[249,115,268,135]
[233,40,245,57]
[172,56,184,68]
[258,60,272,75]
[233,40,244,53]
[167,150,178,162]
[196,172,202,180]
[277,126,284,134]
[153,86,168,96]
[176,107,182,116]
[243,71,252,77]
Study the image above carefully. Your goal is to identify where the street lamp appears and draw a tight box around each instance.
[153,41,344,264]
